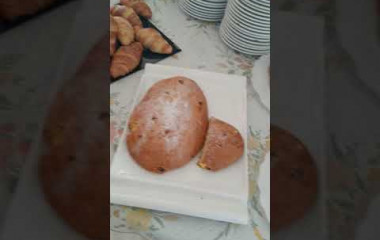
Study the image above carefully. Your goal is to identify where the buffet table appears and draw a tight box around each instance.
[110,1,270,240]
[2,0,379,239]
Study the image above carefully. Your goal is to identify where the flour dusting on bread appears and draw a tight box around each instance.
[127,76,208,173]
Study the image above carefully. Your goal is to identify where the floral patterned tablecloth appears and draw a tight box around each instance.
[110,1,270,240]
[1,0,378,239]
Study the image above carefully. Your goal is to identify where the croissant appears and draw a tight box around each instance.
[135,27,172,54]
[110,42,143,78]
[111,5,142,28]
[110,16,118,56]
[120,0,152,19]
[113,16,134,46]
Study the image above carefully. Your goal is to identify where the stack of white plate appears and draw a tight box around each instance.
[179,0,227,22]
[220,0,270,55]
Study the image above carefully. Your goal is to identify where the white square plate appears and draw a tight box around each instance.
[110,64,249,224]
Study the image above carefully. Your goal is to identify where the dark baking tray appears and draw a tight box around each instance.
[110,14,182,83]
[0,0,77,34]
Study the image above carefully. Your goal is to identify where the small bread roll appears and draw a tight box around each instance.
[197,117,244,171]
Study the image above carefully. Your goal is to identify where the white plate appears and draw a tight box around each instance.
[221,27,270,50]
[220,28,269,51]
[241,0,270,15]
[242,2,270,14]
[220,22,270,45]
[180,3,223,21]
[185,5,225,15]
[220,23,270,46]
[251,54,270,109]
[182,1,226,12]
[180,9,223,21]
[229,31,270,43]
[183,2,225,16]
[180,2,222,18]
[231,3,270,17]
[232,0,270,18]
[186,0,227,8]
[223,18,270,40]
[110,64,249,224]
[201,0,228,3]
[187,0,227,9]
[226,11,270,32]
[245,0,270,8]
[219,32,270,55]
[220,29,270,55]
[234,0,270,20]
[226,6,270,28]
[229,1,270,25]
[183,0,227,11]
[224,16,270,38]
